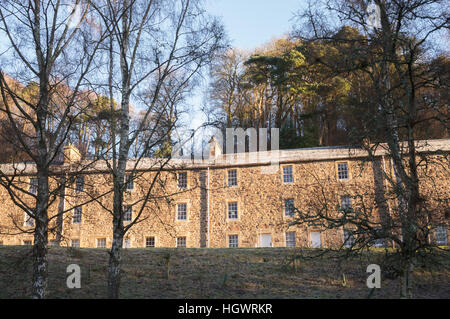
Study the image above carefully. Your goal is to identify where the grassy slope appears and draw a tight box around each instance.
[0,246,448,299]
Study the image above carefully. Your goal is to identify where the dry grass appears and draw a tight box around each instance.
[0,246,448,299]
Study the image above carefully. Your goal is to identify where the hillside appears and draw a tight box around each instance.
[0,246,448,299]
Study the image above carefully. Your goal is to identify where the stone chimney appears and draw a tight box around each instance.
[63,144,81,163]
[209,136,222,159]
[362,137,371,149]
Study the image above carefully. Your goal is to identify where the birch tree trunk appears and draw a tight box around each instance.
[107,0,132,297]
[94,0,224,298]
[107,209,124,299]
[0,0,104,298]
[31,70,51,299]
[32,165,49,299]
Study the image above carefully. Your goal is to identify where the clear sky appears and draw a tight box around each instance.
[185,0,307,130]
[0,0,307,132]
[205,0,305,50]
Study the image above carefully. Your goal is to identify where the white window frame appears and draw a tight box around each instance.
[340,196,352,210]
[71,239,80,248]
[343,229,355,248]
[286,232,296,247]
[227,201,238,220]
[228,234,239,248]
[435,225,448,245]
[123,205,132,222]
[372,228,385,247]
[125,173,134,190]
[284,199,295,217]
[176,236,186,248]
[29,178,38,195]
[227,169,238,187]
[177,172,188,189]
[123,238,131,249]
[97,238,106,248]
[24,211,34,227]
[337,162,350,181]
[76,176,84,192]
[73,207,82,224]
[145,236,155,248]
[282,165,294,184]
[49,240,59,246]
[310,231,322,248]
[177,203,187,221]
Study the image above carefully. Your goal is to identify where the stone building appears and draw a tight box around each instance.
[0,139,448,249]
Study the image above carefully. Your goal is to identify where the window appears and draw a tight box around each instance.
[49,240,59,246]
[343,230,355,248]
[284,199,295,217]
[177,237,186,248]
[310,231,321,248]
[228,202,238,220]
[29,178,38,195]
[340,196,352,210]
[125,174,134,190]
[372,228,385,247]
[228,170,237,187]
[146,237,155,248]
[286,232,296,247]
[178,172,187,189]
[71,239,80,248]
[73,207,82,224]
[435,226,448,245]
[97,238,106,248]
[123,238,131,249]
[23,240,32,245]
[373,238,385,247]
[283,166,293,183]
[24,211,34,227]
[337,162,349,180]
[228,235,238,248]
[259,233,272,247]
[76,176,84,192]
[123,205,132,222]
[177,203,187,221]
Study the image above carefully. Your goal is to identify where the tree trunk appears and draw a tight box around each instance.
[107,143,127,299]
[32,212,48,299]
[32,225,48,299]
[107,223,123,299]
[400,259,414,299]
[55,178,65,244]
[108,155,126,298]
[32,167,49,299]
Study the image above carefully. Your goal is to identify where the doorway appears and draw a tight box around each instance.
[310,232,321,248]
[259,233,272,247]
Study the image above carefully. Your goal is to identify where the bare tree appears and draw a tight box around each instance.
[91,0,225,298]
[293,0,449,298]
[0,0,108,298]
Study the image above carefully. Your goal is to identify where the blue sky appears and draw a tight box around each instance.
[185,0,307,130]
[0,0,307,133]
[205,0,305,50]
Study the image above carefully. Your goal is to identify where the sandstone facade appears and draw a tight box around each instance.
[0,140,448,249]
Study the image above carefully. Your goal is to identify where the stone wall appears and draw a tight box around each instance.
[0,142,448,248]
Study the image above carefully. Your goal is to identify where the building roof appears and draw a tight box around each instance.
[0,139,448,175]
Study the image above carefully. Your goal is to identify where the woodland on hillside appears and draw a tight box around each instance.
[0,0,448,300]
[206,29,448,151]
[1,25,448,162]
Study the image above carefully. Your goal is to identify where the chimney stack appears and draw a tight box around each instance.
[209,136,222,159]
[63,144,81,163]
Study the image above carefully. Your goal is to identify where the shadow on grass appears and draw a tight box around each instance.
[0,246,448,299]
